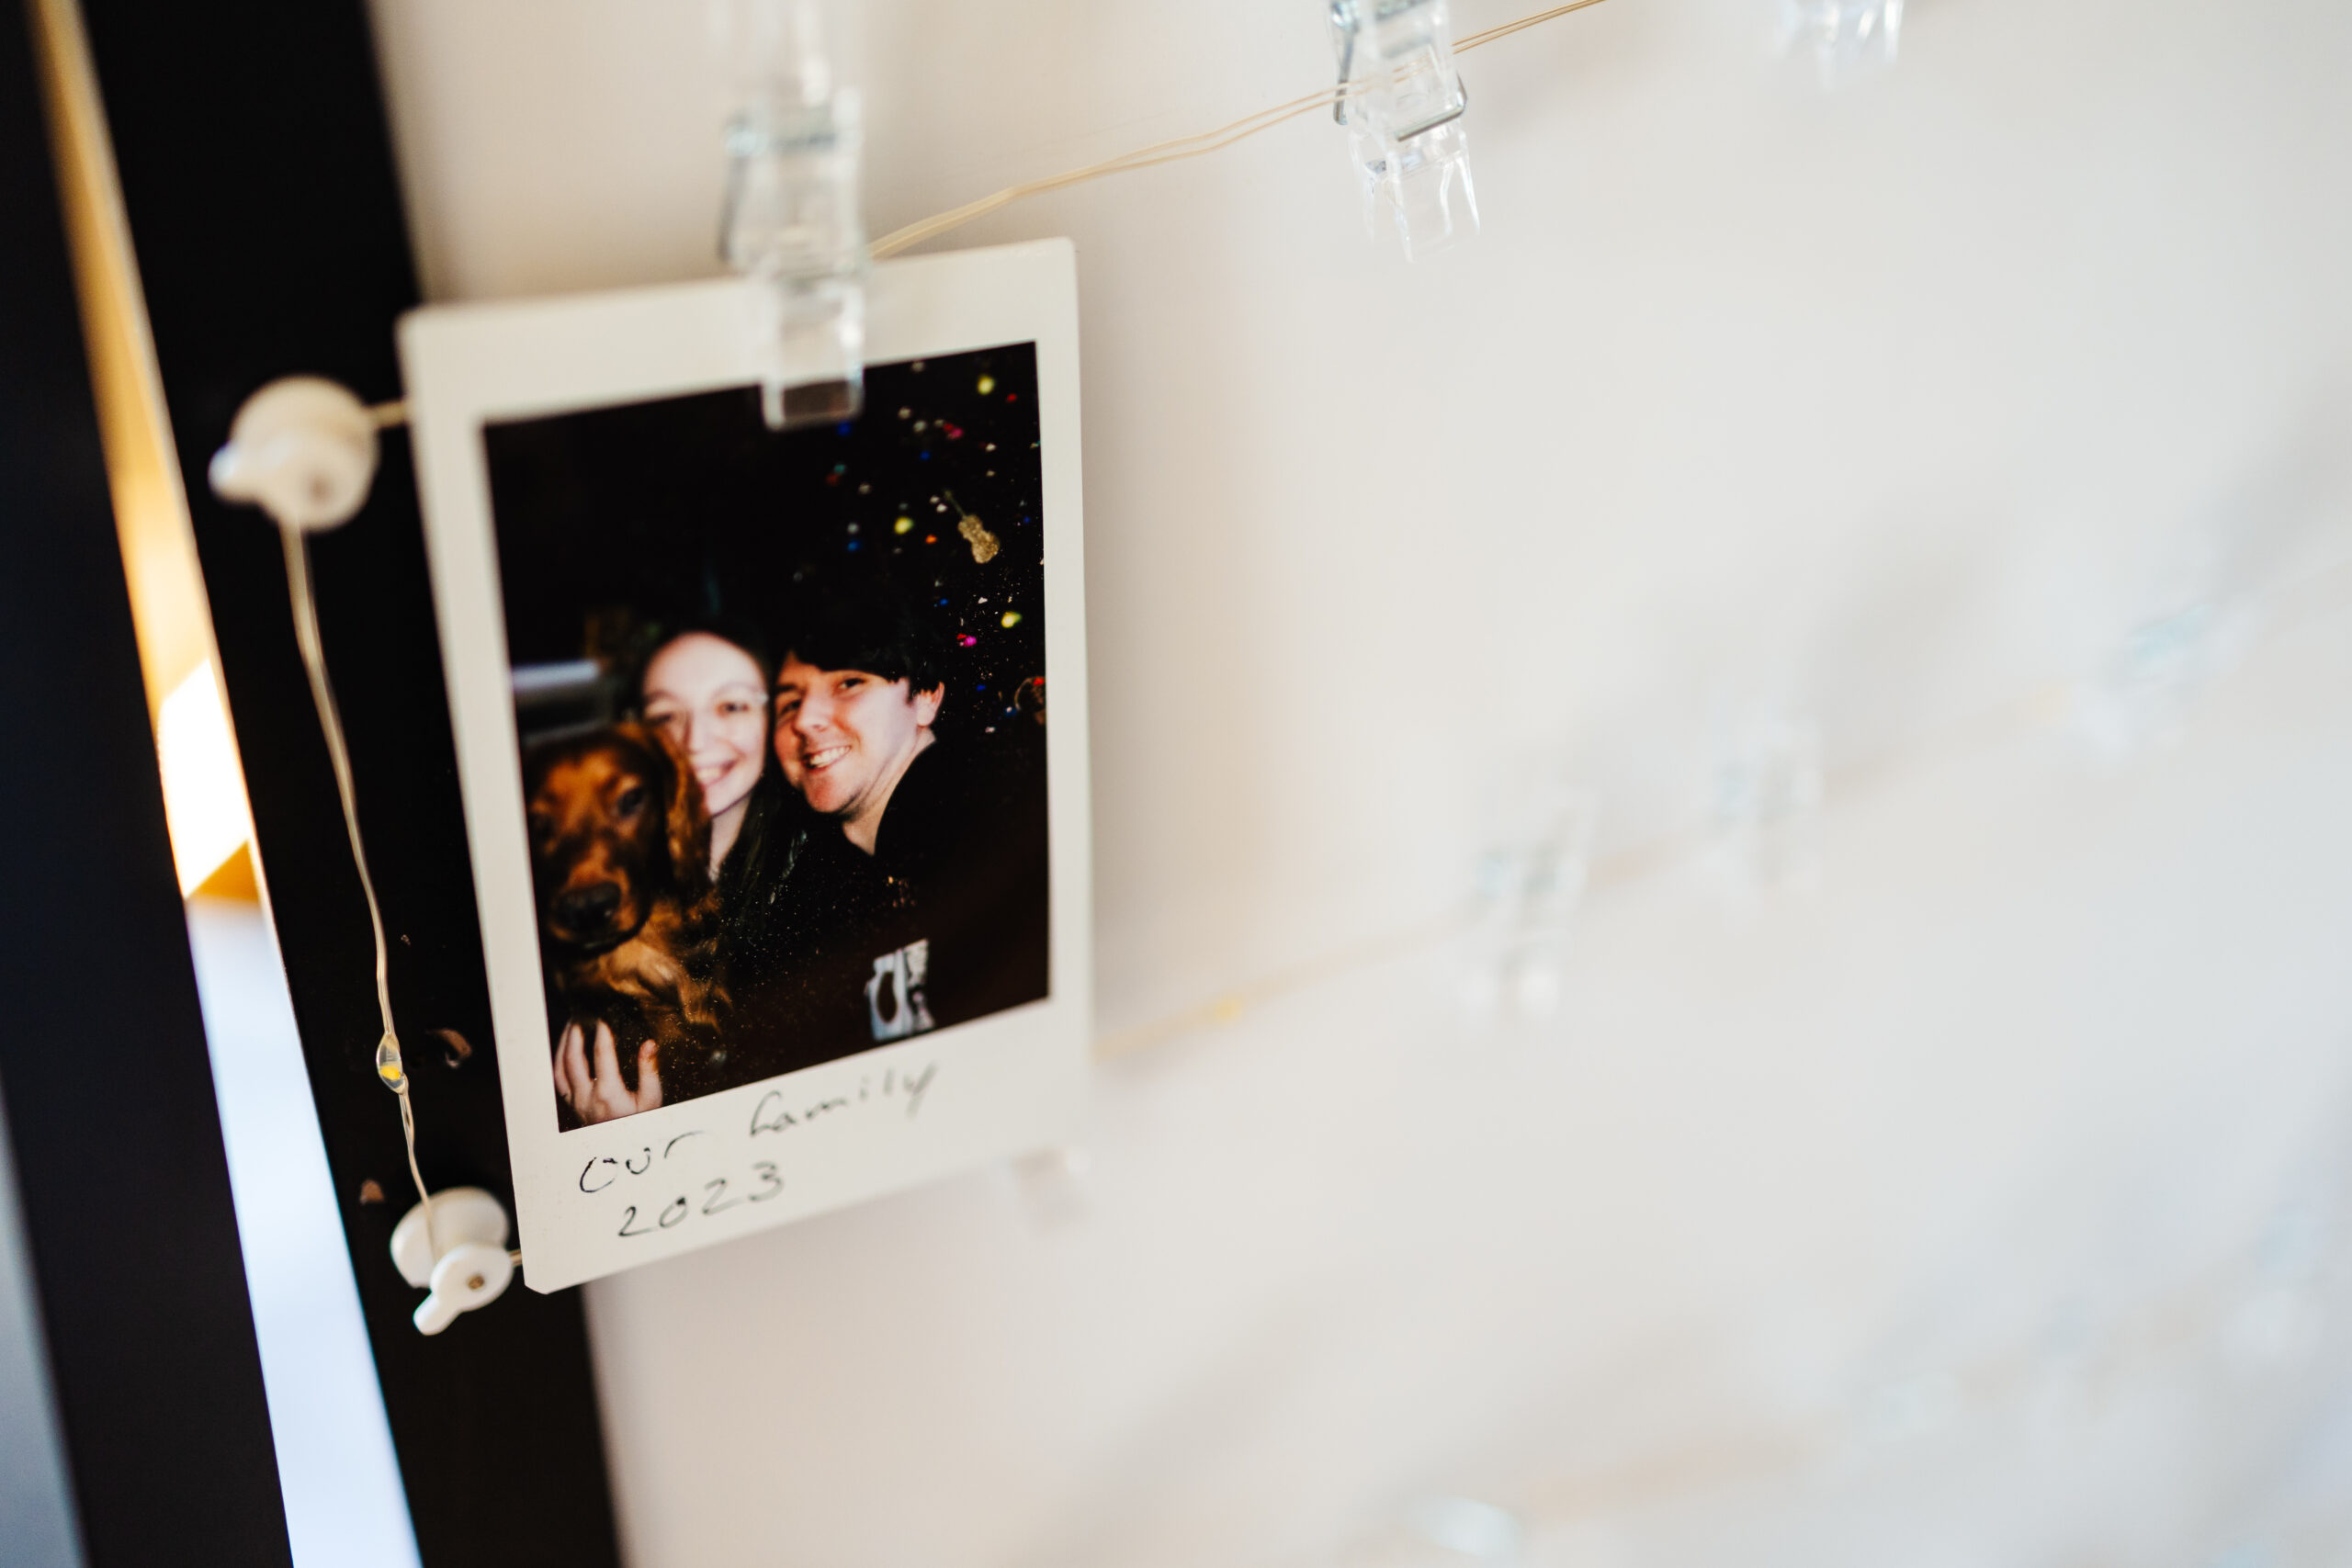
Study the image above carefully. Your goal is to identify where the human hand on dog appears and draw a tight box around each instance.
[554,1020,662,1123]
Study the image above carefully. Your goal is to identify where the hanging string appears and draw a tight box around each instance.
[871,0,1619,260]
[280,527,435,1246]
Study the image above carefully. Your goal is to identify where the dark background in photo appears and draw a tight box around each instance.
[482,344,1047,744]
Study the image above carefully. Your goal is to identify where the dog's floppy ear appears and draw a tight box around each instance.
[626,720,710,890]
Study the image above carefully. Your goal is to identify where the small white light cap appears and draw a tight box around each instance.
[207,376,379,532]
[390,1186,514,1337]
[415,1244,515,1337]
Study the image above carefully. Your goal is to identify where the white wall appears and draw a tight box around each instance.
[358,1,2352,1562]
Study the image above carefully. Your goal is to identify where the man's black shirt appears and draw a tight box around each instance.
[871,734,1051,1031]
[715,731,1049,1088]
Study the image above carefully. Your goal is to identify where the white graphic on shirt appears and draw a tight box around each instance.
[865,939,936,1042]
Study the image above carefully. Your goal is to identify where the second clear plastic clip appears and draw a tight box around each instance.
[1329,0,1480,259]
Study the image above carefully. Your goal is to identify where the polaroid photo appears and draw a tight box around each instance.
[400,241,1090,1291]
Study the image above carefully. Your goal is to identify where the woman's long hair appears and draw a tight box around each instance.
[712,766,808,962]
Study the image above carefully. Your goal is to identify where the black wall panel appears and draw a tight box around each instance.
[0,7,288,1563]
[72,2,623,1562]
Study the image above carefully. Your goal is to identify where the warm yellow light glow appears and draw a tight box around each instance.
[34,0,257,900]
[157,662,252,896]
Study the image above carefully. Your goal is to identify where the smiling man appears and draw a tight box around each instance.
[773,643,943,856]
[744,570,1050,1063]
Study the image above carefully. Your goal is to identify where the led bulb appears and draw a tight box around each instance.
[375,1032,407,1092]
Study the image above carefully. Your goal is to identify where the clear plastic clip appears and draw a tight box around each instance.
[1329,0,1479,259]
[718,0,865,429]
[1777,0,1904,86]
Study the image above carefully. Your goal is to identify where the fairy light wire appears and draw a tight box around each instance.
[871,0,1618,259]
[1454,0,1616,52]
[281,526,435,1246]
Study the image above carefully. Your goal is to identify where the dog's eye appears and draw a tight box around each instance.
[616,785,649,817]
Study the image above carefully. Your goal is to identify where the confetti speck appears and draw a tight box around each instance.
[894,516,914,534]
[1001,611,1023,628]
[978,374,996,394]
[957,634,978,648]
[958,514,1001,563]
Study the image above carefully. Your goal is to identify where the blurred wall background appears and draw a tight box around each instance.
[103,0,2352,1562]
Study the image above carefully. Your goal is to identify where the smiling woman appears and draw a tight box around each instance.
[639,626,771,873]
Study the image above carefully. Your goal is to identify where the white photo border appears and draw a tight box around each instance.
[400,241,1091,1292]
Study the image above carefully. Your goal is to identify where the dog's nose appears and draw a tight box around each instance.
[554,883,623,934]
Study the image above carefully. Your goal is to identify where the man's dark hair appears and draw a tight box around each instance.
[764,568,944,694]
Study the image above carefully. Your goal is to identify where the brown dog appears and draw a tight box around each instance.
[522,721,729,1108]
